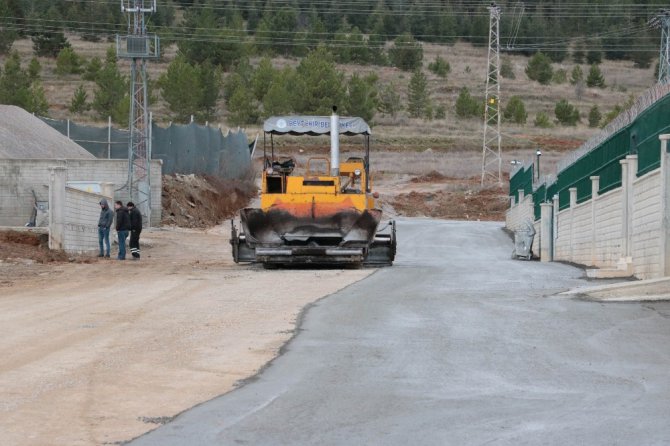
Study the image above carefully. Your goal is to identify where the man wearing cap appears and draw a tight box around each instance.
[127,202,143,260]
[97,198,114,258]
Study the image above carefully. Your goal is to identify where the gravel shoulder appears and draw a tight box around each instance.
[0,225,372,446]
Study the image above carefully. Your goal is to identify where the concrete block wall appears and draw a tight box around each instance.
[505,193,534,231]
[631,170,662,278]
[63,187,112,253]
[593,188,623,267]
[570,202,592,265]
[554,209,571,260]
[0,159,162,226]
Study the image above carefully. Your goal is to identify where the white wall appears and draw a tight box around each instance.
[631,170,662,278]
[63,187,112,253]
[593,188,623,268]
[505,193,534,231]
[0,159,162,226]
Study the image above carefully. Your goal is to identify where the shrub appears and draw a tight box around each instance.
[525,52,553,85]
[570,65,583,85]
[435,105,446,119]
[455,87,481,119]
[534,112,553,128]
[503,96,527,124]
[428,55,450,78]
[588,105,601,128]
[500,57,515,79]
[388,33,423,71]
[55,47,83,76]
[554,99,580,126]
[552,68,567,84]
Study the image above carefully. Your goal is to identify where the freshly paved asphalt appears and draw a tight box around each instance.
[130,220,670,446]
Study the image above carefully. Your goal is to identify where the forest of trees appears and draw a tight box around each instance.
[0,0,663,126]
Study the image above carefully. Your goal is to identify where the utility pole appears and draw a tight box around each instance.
[481,2,502,186]
[117,0,160,225]
[650,10,670,84]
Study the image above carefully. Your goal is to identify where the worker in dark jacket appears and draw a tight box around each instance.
[114,200,131,260]
[127,201,143,260]
[98,198,114,258]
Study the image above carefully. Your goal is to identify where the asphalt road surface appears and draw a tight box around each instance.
[130,220,670,446]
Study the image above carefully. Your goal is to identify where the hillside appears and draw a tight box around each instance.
[4,34,657,163]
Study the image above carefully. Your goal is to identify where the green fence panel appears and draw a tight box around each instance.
[636,94,670,176]
[509,164,533,203]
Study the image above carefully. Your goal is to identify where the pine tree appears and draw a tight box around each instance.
[407,69,429,118]
[570,66,583,85]
[83,57,102,81]
[455,87,480,118]
[158,55,202,123]
[69,85,89,114]
[27,58,41,81]
[292,48,346,115]
[388,33,423,71]
[346,73,378,122]
[32,31,70,58]
[586,64,605,88]
[55,47,83,76]
[525,52,553,85]
[588,105,601,128]
[555,99,580,126]
[428,56,450,78]
[377,82,401,117]
[503,96,527,124]
[92,49,128,123]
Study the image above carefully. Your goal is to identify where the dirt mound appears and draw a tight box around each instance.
[161,174,257,228]
[410,170,450,183]
[391,186,509,221]
[0,230,67,263]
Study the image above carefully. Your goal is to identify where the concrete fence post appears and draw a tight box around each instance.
[552,194,559,259]
[540,202,553,262]
[620,158,630,258]
[660,134,670,276]
[625,155,637,259]
[518,189,525,202]
[569,187,577,262]
[48,166,67,250]
[510,196,516,207]
[590,176,600,266]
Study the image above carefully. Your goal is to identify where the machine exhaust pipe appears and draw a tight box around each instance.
[330,106,339,176]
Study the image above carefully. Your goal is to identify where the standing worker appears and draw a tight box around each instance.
[127,202,143,260]
[97,198,114,258]
[114,200,131,260]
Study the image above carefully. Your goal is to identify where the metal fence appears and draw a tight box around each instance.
[515,84,670,214]
[40,117,254,179]
[509,164,533,203]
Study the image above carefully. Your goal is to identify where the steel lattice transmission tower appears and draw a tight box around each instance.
[117,0,160,225]
[481,2,502,186]
[650,10,670,84]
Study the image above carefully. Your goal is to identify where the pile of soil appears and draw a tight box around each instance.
[0,230,67,263]
[410,170,450,183]
[161,174,257,228]
[391,187,509,221]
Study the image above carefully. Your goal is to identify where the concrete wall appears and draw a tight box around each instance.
[631,170,662,278]
[593,188,623,267]
[505,192,534,231]
[63,187,112,254]
[0,159,162,226]
[519,136,670,279]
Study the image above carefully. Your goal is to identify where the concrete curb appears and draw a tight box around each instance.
[561,277,670,302]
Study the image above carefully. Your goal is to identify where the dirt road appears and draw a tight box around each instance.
[0,225,371,446]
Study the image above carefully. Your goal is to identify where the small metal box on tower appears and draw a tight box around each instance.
[116,34,160,59]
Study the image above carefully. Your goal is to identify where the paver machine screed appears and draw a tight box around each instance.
[231,109,396,266]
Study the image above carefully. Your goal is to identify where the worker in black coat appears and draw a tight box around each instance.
[127,201,143,260]
[114,201,131,260]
